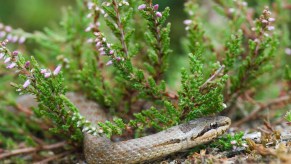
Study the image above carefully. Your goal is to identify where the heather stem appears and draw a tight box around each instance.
[112,0,129,57]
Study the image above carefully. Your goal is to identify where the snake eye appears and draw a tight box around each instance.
[210,122,218,129]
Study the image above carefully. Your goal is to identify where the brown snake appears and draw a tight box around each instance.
[16,92,231,163]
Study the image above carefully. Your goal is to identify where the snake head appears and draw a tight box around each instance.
[180,116,231,148]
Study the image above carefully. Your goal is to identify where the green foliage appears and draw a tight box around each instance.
[211,131,245,151]
[139,4,172,81]
[209,3,281,112]
[284,65,291,82]
[76,57,117,109]
[285,111,291,122]
[284,65,291,121]
[129,102,181,131]
[179,50,227,120]
[223,31,243,73]
[0,47,101,144]
[0,109,39,149]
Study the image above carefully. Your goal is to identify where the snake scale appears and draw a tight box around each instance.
[16,92,231,163]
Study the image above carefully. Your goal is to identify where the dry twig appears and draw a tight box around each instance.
[232,95,290,127]
[33,151,71,164]
[0,141,67,159]
[200,65,225,90]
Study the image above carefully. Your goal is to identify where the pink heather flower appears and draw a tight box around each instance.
[267,26,275,31]
[44,72,51,78]
[153,4,159,10]
[7,62,16,69]
[23,80,31,88]
[95,6,100,11]
[1,39,9,46]
[116,57,123,61]
[228,8,235,13]
[254,38,260,43]
[4,57,11,63]
[7,34,12,41]
[12,51,19,56]
[94,32,101,36]
[25,61,30,68]
[0,31,6,38]
[18,36,26,44]
[0,53,4,59]
[230,140,237,145]
[241,2,247,6]
[99,51,106,56]
[156,12,162,18]
[103,2,111,7]
[12,36,18,43]
[98,47,104,51]
[263,9,272,15]
[5,26,12,32]
[100,9,105,14]
[53,65,62,75]
[285,48,291,55]
[261,19,268,24]
[183,19,192,25]
[85,26,92,32]
[96,41,102,47]
[138,4,146,10]
[123,1,129,6]
[40,69,47,74]
[109,50,114,55]
[86,13,93,18]
[106,60,113,66]
[87,2,94,9]
[268,18,275,22]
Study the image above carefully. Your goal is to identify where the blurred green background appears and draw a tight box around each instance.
[0,0,186,48]
[0,0,73,31]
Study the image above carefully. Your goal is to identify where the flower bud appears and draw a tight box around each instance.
[23,80,31,88]
[153,4,159,10]
[53,65,62,75]
[24,61,30,68]
[7,62,16,69]
[12,51,19,56]
[156,12,162,18]
[138,4,146,10]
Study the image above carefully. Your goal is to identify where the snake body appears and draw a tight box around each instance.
[16,93,231,163]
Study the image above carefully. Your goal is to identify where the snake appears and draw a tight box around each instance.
[16,92,231,163]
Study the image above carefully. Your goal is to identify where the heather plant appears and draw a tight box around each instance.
[0,0,291,162]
